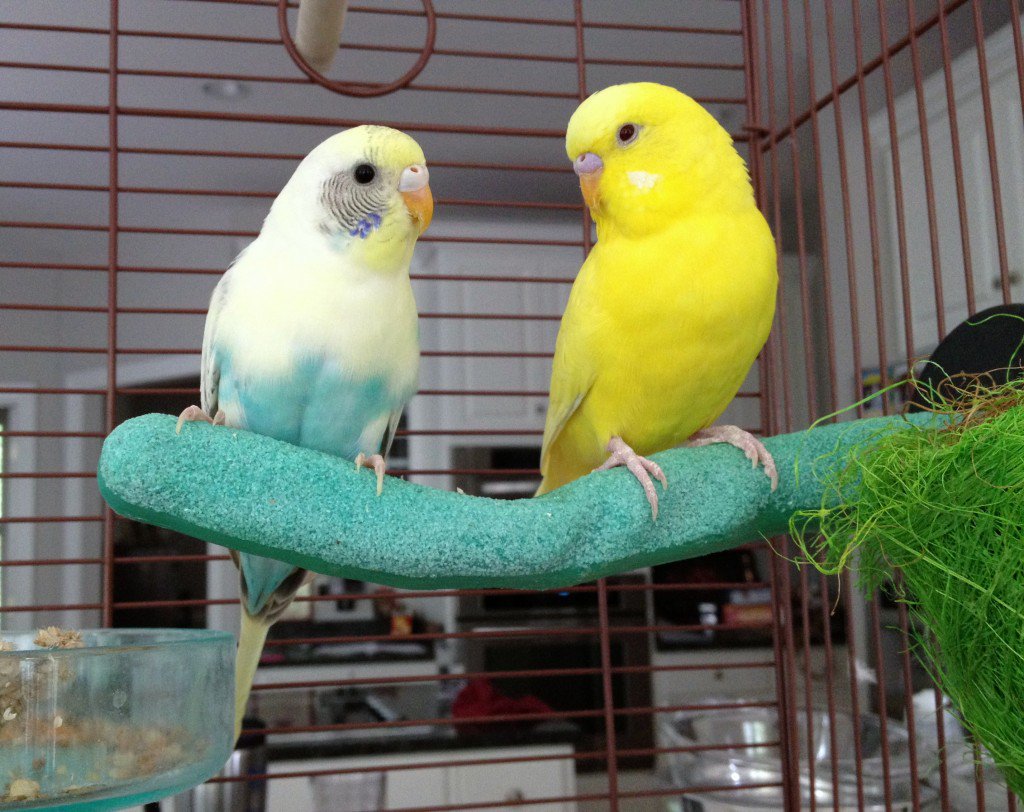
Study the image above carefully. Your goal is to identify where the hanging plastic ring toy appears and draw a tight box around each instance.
[278,0,436,98]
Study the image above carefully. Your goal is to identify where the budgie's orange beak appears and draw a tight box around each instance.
[574,152,604,213]
[399,164,433,234]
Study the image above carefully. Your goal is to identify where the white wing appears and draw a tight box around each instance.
[200,269,233,417]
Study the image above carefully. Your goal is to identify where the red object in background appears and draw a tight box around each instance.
[452,678,553,722]
[722,602,773,627]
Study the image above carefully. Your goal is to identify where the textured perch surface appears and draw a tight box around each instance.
[98,412,936,590]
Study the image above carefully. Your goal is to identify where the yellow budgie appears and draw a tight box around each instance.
[536,83,778,518]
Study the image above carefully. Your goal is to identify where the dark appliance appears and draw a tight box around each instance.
[459,574,653,771]
[452,446,654,768]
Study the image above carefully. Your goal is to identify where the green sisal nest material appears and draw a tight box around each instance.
[792,381,1024,796]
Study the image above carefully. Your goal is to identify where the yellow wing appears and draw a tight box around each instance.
[537,260,601,495]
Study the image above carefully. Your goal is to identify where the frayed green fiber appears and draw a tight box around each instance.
[792,382,1024,796]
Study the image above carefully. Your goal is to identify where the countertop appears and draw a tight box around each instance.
[259,619,435,667]
[266,718,583,761]
[256,678,583,761]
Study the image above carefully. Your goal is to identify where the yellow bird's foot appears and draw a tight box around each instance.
[594,436,668,520]
[175,405,226,434]
[686,425,779,491]
[354,452,387,496]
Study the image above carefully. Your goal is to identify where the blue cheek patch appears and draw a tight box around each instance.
[349,212,383,239]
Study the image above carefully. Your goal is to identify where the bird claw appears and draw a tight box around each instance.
[686,425,779,491]
[354,452,387,496]
[175,405,226,434]
[594,436,667,520]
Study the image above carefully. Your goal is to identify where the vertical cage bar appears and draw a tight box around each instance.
[937,0,977,319]
[967,6,1016,803]
[572,2,618,808]
[779,0,818,418]
[754,1,800,807]
[1011,0,1024,134]
[975,741,988,811]
[971,0,1012,304]
[778,1,821,805]
[798,0,840,414]
[572,0,592,258]
[1010,52,1024,776]
[821,1,867,417]
[850,6,901,801]
[760,0,793,433]
[797,565,817,812]
[903,0,947,344]
[873,0,917,362]
[849,0,893,415]
[744,0,774,452]
[102,0,120,628]
[822,23,872,799]
[873,7,926,809]
[909,45,962,793]
[789,36,846,803]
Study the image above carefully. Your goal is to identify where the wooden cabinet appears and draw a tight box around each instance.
[266,744,577,811]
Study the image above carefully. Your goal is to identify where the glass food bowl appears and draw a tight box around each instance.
[661,703,937,811]
[0,629,234,811]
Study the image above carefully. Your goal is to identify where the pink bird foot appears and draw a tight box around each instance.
[594,436,668,520]
[175,405,226,434]
[686,425,778,491]
[354,452,387,496]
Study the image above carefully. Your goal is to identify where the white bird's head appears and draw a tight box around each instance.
[266,125,433,271]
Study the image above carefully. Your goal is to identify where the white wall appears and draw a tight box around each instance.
[813,18,1024,415]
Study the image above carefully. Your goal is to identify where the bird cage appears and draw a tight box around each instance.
[2,1,1023,810]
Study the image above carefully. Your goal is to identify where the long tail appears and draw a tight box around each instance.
[234,609,270,741]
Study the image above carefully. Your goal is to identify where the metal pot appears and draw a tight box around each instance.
[171,718,267,812]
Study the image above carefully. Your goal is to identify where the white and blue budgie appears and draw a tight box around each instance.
[176,125,433,739]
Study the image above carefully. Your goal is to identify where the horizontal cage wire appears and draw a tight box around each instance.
[0,0,1022,810]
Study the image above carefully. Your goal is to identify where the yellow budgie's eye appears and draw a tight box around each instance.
[616,123,639,145]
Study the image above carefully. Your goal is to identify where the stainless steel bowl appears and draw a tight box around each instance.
[661,704,936,811]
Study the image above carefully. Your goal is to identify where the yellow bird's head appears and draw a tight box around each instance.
[565,82,754,236]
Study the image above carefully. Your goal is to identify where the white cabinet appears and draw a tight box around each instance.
[650,645,850,709]
[650,647,779,712]
[266,744,577,811]
[267,754,445,812]
[447,754,577,810]
[424,240,573,434]
[406,230,577,492]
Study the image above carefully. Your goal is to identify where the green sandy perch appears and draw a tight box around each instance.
[97,412,935,590]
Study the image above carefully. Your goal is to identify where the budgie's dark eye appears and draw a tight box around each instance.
[353,163,376,184]
[617,123,638,145]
